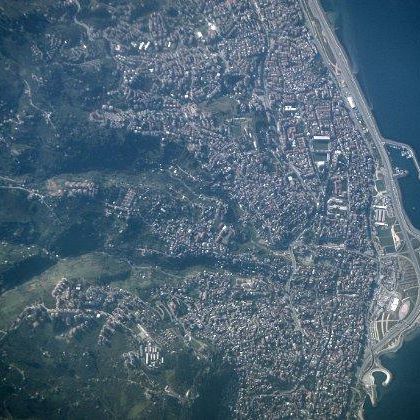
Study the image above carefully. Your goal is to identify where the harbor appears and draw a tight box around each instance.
[320,0,420,417]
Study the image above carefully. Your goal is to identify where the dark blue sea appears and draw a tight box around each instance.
[322,0,420,229]
[362,329,420,420]
[321,0,420,418]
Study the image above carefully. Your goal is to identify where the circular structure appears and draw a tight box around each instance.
[399,301,411,320]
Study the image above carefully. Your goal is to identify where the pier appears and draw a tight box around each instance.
[383,137,420,180]
[362,366,393,407]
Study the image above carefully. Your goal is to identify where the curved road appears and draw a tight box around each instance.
[300,0,420,409]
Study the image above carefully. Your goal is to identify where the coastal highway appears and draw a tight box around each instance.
[300,0,420,243]
[300,0,420,405]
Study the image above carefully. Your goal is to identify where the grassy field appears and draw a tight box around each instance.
[0,252,131,329]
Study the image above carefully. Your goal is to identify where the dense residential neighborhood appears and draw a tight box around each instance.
[0,0,419,418]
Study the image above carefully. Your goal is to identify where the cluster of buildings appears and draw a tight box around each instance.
[46,179,98,198]
[4,0,394,417]
[14,277,177,370]
[72,0,374,259]
[67,0,379,415]
[154,244,377,418]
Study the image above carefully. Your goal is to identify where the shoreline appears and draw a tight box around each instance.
[302,0,420,241]
[301,1,420,418]
[383,138,420,181]
[361,320,420,415]
[359,303,420,415]
[321,0,420,164]
[320,0,420,231]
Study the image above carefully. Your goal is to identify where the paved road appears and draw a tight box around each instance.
[300,0,420,392]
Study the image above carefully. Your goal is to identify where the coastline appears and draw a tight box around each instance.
[303,0,420,239]
[302,0,420,418]
[362,322,420,418]
[320,0,420,231]
[383,139,420,181]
